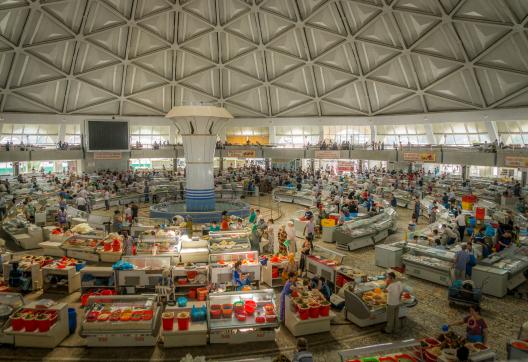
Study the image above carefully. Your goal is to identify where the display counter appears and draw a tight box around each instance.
[0,292,24,345]
[80,266,116,295]
[179,235,209,263]
[334,208,397,251]
[305,245,347,288]
[285,289,332,336]
[272,187,315,207]
[117,255,172,294]
[2,254,47,292]
[207,230,251,254]
[208,289,278,344]
[61,235,103,262]
[209,251,260,287]
[472,245,528,297]
[130,218,173,236]
[261,255,290,288]
[2,218,43,250]
[136,229,181,263]
[80,294,161,347]
[339,339,422,362]
[162,300,208,347]
[418,332,496,361]
[42,261,81,294]
[171,264,209,299]
[343,280,415,327]
[402,243,455,286]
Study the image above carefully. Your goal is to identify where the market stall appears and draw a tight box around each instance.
[179,235,209,263]
[2,217,43,250]
[338,339,422,362]
[80,294,161,347]
[261,254,290,288]
[207,230,251,254]
[41,258,83,294]
[272,187,316,207]
[2,255,47,292]
[80,266,116,306]
[116,255,172,294]
[162,300,208,347]
[209,251,260,288]
[285,288,332,336]
[208,289,279,344]
[305,245,347,289]
[136,229,181,263]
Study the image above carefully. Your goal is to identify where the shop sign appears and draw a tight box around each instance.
[224,149,257,158]
[314,150,341,159]
[337,160,354,173]
[504,156,528,168]
[403,152,436,162]
[94,152,122,160]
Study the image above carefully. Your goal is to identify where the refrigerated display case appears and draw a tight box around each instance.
[343,278,416,327]
[207,230,251,253]
[338,339,423,362]
[135,229,181,263]
[80,294,161,347]
[334,208,397,251]
[209,251,260,287]
[61,235,103,262]
[117,255,172,294]
[208,289,279,344]
[272,187,315,207]
[401,243,455,286]
[305,245,348,289]
[179,235,209,263]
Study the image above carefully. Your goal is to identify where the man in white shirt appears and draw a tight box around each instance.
[75,195,87,212]
[455,212,467,242]
[104,189,110,211]
[383,272,402,334]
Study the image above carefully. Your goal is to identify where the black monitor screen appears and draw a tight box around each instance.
[87,120,129,151]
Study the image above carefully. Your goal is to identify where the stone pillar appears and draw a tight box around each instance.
[358,160,363,173]
[13,162,19,176]
[522,170,527,187]
[462,165,469,181]
[219,154,224,172]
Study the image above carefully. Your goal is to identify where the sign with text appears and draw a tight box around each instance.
[504,156,528,168]
[403,152,436,162]
[337,160,354,173]
[314,150,341,159]
[224,149,257,158]
[94,152,122,160]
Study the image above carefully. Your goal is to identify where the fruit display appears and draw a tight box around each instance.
[10,309,58,333]
[361,289,388,307]
[290,289,330,320]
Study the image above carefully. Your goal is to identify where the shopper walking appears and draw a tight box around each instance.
[453,244,470,280]
[383,272,402,334]
[456,212,467,241]
[104,188,110,211]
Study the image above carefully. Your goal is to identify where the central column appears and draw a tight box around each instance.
[166,105,233,212]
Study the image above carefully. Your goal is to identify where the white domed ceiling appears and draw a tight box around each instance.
[0,0,527,117]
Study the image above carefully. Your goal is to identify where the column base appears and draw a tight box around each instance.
[185,189,216,212]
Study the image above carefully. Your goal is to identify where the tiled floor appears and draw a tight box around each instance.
[4,196,527,361]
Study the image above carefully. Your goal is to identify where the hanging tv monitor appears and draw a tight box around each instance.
[86,120,129,151]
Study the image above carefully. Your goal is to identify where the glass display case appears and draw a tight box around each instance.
[136,230,181,259]
[207,290,278,344]
[306,245,348,288]
[117,256,172,294]
[209,251,260,286]
[338,339,423,362]
[272,187,316,206]
[80,294,160,347]
[401,243,456,286]
[207,230,251,253]
[61,235,103,262]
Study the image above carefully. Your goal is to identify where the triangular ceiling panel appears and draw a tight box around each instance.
[219,0,250,25]
[260,0,297,21]
[128,28,169,59]
[66,80,115,112]
[280,102,319,117]
[9,54,63,88]
[267,29,308,60]
[77,65,124,95]
[270,86,312,114]
[84,2,126,34]
[220,32,257,63]
[323,82,369,112]
[128,85,172,112]
[258,12,295,44]
[316,43,359,75]
[306,3,346,35]
[413,23,465,61]
[173,85,217,106]
[476,68,528,105]
[314,65,356,95]
[454,22,510,60]
[476,32,528,73]
[0,0,27,10]
[455,0,512,23]
[305,27,344,58]
[42,0,86,33]
[180,68,220,97]
[438,0,462,14]
[74,42,121,74]
[137,11,175,43]
[224,102,264,117]
[377,95,424,114]
[394,0,442,15]
[124,65,168,95]
[272,66,316,97]
[506,0,528,23]
[424,94,474,111]
[297,0,327,21]
[180,33,219,62]
[357,14,401,48]
[14,79,67,111]
[182,0,217,25]
[102,0,133,18]
[341,1,381,35]
[427,68,483,106]
[23,10,73,46]
[497,90,528,108]
[367,80,414,112]
[221,69,262,97]
[320,101,366,116]
[368,55,417,89]
[87,27,129,58]
[0,52,14,88]
[122,101,162,115]
[4,95,54,113]
[356,41,400,74]
[224,13,259,44]
[411,53,463,88]
[177,11,214,43]
[228,87,268,114]
[265,51,305,80]
[227,51,266,80]
[393,11,440,47]
[132,50,173,80]
[175,51,214,80]
[26,40,75,73]
[135,0,171,19]
[72,100,119,114]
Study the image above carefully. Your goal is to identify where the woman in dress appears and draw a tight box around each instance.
[278,224,288,255]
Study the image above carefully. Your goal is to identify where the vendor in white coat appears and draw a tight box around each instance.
[286,220,297,255]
